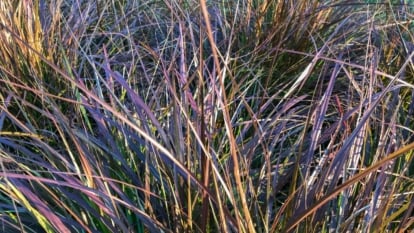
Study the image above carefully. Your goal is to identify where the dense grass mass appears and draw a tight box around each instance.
[0,0,414,232]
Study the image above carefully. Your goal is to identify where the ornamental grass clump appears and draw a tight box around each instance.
[0,0,413,232]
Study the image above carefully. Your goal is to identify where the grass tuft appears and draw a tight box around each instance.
[0,0,413,232]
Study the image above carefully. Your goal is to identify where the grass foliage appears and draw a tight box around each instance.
[0,0,414,232]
